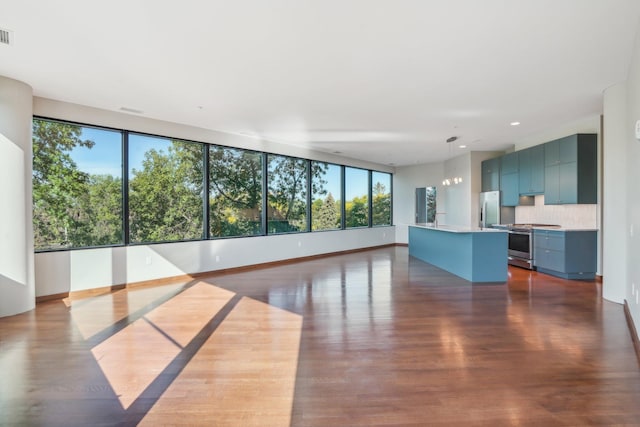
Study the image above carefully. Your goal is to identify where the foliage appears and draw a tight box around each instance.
[372,182,391,226]
[312,192,340,230]
[32,119,392,250]
[346,195,369,228]
[267,156,308,232]
[209,147,262,237]
[32,120,110,249]
[129,141,203,243]
[426,186,437,223]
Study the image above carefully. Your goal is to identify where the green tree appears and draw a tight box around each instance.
[313,193,339,230]
[345,195,368,228]
[32,120,96,249]
[426,186,437,223]
[209,147,262,237]
[267,156,328,233]
[129,141,203,242]
[372,182,391,225]
[85,175,123,245]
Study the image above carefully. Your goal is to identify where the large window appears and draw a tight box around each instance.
[311,162,342,231]
[209,146,262,237]
[33,117,393,251]
[128,134,203,243]
[267,155,308,234]
[372,171,392,226]
[345,167,369,228]
[32,119,122,250]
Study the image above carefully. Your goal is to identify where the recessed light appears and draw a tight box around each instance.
[510,121,521,126]
[459,145,467,149]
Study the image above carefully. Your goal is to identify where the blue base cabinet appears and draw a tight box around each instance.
[409,226,508,283]
[533,229,597,280]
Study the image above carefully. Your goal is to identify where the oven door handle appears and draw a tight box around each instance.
[508,231,531,236]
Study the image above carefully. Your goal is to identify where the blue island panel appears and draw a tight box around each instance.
[408,226,507,283]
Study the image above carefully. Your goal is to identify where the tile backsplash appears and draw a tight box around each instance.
[515,195,598,228]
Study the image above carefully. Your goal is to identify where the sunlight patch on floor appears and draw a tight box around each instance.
[139,296,303,427]
[90,282,234,409]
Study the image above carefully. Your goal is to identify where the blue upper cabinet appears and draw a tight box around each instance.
[518,144,545,195]
[543,134,597,205]
[500,151,518,174]
[500,152,519,206]
[481,157,500,192]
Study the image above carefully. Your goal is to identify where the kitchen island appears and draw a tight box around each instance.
[409,224,508,283]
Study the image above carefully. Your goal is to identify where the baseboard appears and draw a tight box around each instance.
[38,243,399,302]
[595,274,603,283]
[36,292,69,303]
[67,284,127,301]
[623,300,640,365]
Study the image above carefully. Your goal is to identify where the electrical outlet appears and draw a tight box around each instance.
[145,256,152,265]
[215,255,220,262]
[298,241,302,247]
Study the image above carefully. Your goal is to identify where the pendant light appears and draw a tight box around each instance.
[442,136,463,186]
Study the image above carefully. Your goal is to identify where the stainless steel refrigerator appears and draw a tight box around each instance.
[479,191,514,228]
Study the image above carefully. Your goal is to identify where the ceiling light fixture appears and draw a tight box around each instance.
[510,121,521,126]
[442,136,463,186]
[459,145,467,149]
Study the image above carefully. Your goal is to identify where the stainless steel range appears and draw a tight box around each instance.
[506,224,560,270]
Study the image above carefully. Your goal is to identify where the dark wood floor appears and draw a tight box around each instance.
[1,246,640,426]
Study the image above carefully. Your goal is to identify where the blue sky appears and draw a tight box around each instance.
[69,127,386,200]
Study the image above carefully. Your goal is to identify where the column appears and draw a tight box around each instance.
[0,75,35,317]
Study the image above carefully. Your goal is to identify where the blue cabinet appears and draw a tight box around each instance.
[500,152,518,175]
[481,157,500,192]
[533,229,597,280]
[500,172,519,206]
[518,145,545,195]
[544,134,596,205]
[500,153,518,206]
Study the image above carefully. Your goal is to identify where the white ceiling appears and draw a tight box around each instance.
[1,1,639,166]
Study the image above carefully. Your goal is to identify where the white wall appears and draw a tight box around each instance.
[624,25,640,330]
[35,228,394,296]
[602,82,627,303]
[443,153,472,228]
[393,162,444,244]
[31,98,395,297]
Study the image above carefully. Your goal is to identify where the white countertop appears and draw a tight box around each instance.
[411,224,507,233]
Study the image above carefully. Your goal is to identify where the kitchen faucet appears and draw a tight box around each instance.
[434,212,446,228]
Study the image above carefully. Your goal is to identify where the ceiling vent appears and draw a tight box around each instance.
[0,28,13,46]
